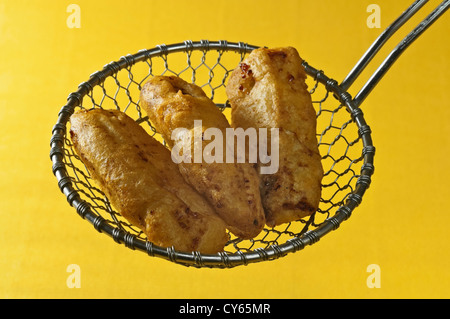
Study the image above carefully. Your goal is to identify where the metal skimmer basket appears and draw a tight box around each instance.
[50,0,448,268]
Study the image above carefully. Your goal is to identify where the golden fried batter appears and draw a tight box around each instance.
[140,76,265,239]
[226,47,324,227]
[69,108,228,253]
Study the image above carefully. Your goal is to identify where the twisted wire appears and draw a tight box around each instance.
[51,41,374,268]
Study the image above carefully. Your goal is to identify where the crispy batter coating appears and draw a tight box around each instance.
[69,108,228,253]
[226,47,324,227]
[140,76,265,239]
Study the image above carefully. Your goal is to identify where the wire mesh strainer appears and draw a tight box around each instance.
[50,0,448,268]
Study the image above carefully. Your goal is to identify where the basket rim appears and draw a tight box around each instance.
[49,40,375,268]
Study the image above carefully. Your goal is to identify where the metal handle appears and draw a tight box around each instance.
[341,0,449,107]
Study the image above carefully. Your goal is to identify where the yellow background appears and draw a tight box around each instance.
[1,0,449,299]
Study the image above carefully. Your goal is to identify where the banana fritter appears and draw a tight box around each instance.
[226,47,324,227]
[140,76,265,239]
[69,108,228,253]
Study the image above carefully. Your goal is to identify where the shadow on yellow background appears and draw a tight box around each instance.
[0,0,449,298]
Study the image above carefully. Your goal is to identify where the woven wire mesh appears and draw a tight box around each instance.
[51,41,374,267]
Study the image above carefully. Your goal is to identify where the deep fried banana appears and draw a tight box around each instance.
[140,75,265,239]
[226,47,324,227]
[69,108,228,253]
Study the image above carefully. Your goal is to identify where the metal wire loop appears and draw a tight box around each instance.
[50,40,376,268]
[342,0,449,107]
